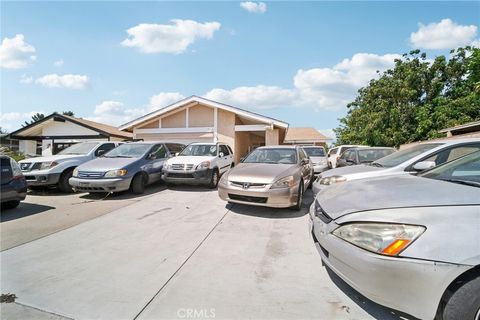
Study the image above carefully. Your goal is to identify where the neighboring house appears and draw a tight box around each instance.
[8,113,132,156]
[0,133,19,152]
[283,127,331,147]
[119,96,289,164]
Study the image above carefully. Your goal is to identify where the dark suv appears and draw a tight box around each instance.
[1,156,27,209]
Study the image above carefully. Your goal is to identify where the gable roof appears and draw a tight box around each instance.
[9,113,132,139]
[119,95,289,130]
[284,127,331,142]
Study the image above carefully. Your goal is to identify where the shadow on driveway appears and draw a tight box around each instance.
[324,267,419,320]
[78,183,167,201]
[1,202,55,222]
[227,189,315,219]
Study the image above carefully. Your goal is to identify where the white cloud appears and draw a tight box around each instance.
[121,19,221,54]
[410,19,478,49]
[149,92,185,110]
[0,111,45,131]
[240,2,267,14]
[35,74,89,89]
[54,59,64,67]
[20,74,33,84]
[0,34,36,69]
[205,53,399,111]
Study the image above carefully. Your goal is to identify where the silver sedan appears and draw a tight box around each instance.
[218,146,313,210]
[310,151,480,320]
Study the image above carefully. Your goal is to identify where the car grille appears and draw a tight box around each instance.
[168,172,194,179]
[230,181,267,189]
[74,186,107,191]
[78,171,104,179]
[228,194,268,204]
[171,164,194,171]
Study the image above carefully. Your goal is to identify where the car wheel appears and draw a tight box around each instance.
[442,276,480,320]
[293,180,304,211]
[2,200,20,210]
[58,168,74,193]
[209,169,219,189]
[131,173,146,194]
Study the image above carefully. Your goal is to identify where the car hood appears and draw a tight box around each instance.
[19,154,87,163]
[321,164,383,178]
[317,174,480,219]
[166,156,215,165]
[227,163,296,184]
[77,157,139,172]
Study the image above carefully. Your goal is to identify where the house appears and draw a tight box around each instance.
[283,127,331,147]
[439,120,480,139]
[0,133,19,152]
[9,113,132,156]
[119,96,289,163]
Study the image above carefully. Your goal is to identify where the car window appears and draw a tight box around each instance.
[166,143,185,154]
[244,148,297,164]
[150,144,167,159]
[303,147,326,157]
[358,149,395,163]
[374,143,442,168]
[329,148,337,156]
[424,144,480,165]
[339,150,349,160]
[227,145,233,154]
[179,144,217,157]
[58,142,99,155]
[422,151,480,187]
[345,150,356,162]
[104,143,152,158]
[95,143,116,156]
[219,145,230,156]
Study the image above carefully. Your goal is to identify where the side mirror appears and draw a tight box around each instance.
[147,153,157,160]
[412,161,436,172]
[301,158,309,165]
[96,149,106,157]
[219,152,224,158]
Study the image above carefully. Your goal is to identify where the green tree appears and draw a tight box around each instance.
[22,113,45,127]
[62,111,75,116]
[335,47,480,147]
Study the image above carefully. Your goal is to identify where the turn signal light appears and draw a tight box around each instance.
[382,239,411,256]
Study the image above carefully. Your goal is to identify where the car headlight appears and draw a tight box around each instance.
[271,176,295,189]
[104,169,128,178]
[164,163,171,170]
[196,161,210,170]
[39,161,58,170]
[319,175,347,185]
[73,167,79,177]
[332,223,426,256]
[219,173,229,186]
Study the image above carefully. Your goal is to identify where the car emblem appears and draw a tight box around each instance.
[242,183,250,189]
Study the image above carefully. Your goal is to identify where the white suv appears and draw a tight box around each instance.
[162,142,234,188]
[328,145,366,168]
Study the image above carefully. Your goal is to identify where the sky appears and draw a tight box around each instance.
[1,1,479,139]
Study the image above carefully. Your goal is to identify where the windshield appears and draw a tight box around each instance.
[373,143,441,168]
[303,147,325,157]
[244,148,297,164]
[179,145,217,157]
[421,151,480,187]
[58,142,99,155]
[358,148,395,163]
[104,144,151,158]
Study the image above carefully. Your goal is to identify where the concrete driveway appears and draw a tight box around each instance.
[1,186,406,320]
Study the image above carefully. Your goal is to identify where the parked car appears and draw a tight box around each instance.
[336,147,395,168]
[162,142,234,188]
[218,145,313,210]
[309,150,480,320]
[69,142,185,194]
[327,145,366,168]
[0,156,27,209]
[313,138,480,195]
[18,141,122,192]
[302,146,328,174]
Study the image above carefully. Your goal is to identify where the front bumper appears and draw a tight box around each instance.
[162,168,213,185]
[312,163,329,174]
[218,181,299,208]
[308,209,471,320]
[0,179,27,203]
[69,177,132,193]
[22,170,61,187]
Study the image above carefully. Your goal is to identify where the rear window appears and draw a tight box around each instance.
[329,148,337,156]
[303,147,325,157]
[357,149,395,163]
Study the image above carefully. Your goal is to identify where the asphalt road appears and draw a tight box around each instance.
[1,185,408,320]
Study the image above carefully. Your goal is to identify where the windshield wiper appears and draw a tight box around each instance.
[106,155,132,158]
[439,178,480,188]
[369,162,384,167]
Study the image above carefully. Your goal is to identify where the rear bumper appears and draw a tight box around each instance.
[308,208,472,320]
[23,171,61,186]
[218,182,299,208]
[312,164,329,174]
[162,168,213,185]
[69,177,132,193]
[0,179,27,203]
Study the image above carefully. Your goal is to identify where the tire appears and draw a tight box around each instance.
[58,168,74,193]
[28,186,45,191]
[130,173,146,194]
[209,169,219,189]
[293,180,304,211]
[442,276,480,320]
[2,200,20,210]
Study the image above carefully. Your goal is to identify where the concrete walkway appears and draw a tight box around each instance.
[1,187,378,319]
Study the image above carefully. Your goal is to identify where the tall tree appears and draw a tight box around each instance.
[335,47,480,147]
[62,111,75,116]
[22,113,45,127]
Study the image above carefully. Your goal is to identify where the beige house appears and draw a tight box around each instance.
[283,127,331,147]
[119,96,289,163]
